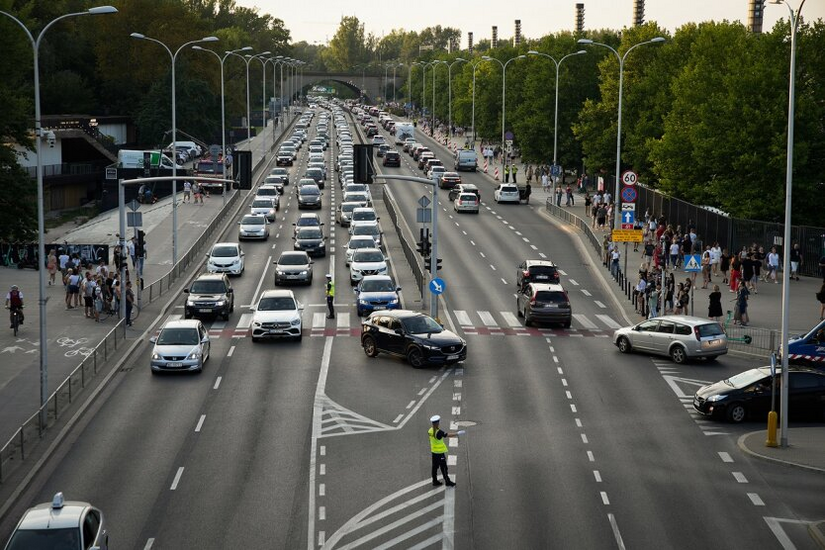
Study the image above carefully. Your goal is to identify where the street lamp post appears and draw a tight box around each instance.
[527,50,587,169]
[192,45,252,198]
[470,60,482,146]
[447,58,467,145]
[246,52,272,153]
[431,61,447,136]
[131,33,219,267]
[482,55,526,177]
[0,4,118,425]
[392,63,403,104]
[408,62,423,117]
[578,37,665,230]
[769,0,807,448]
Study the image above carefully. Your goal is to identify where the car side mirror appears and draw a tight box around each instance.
[298,303,304,310]
[149,336,157,344]
[201,337,210,344]
[395,328,403,335]
[249,305,256,311]
[237,221,241,225]
[226,288,233,294]
[309,260,314,264]
[241,252,245,256]
[396,287,402,292]
[183,289,190,294]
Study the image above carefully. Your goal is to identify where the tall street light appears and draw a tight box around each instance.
[392,62,403,104]
[469,60,483,146]
[408,61,424,117]
[131,32,219,266]
[528,49,587,170]
[192,45,252,195]
[268,55,286,128]
[0,4,118,425]
[447,58,467,144]
[431,61,447,135]
[482,54,526,176]
[578,36,665,230]
[769,0,807,448]
[246,52,272,152]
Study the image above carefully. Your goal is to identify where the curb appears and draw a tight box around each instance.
[736,431,825,475]
[809,520,825,549]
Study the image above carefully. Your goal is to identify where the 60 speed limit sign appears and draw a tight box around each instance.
[621,170,638,186]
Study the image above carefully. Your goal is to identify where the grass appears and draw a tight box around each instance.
[45,204,100,231]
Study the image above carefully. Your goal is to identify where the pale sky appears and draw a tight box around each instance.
[236,0,824,45]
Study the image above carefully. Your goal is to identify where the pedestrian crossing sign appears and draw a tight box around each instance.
[684,254,702,272]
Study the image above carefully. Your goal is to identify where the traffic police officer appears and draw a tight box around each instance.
[428,415,464,487]
[511,163,518,184]
[504,163,511,183]
[325,274,335,319]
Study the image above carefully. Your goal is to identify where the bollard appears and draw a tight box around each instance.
[765,410,778,447]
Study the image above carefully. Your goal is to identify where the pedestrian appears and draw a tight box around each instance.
[674,283,685,314]
[701,246,712,288]
[511,163,518,183]
[643,240,655,270]
[541,172,549,193]
[817,282,825,320]
[729,255,741,292]
[669,238,680,268]
[710,242,721,276]
[428,415,462,487]
[741,254,755,293]
[183,180,191,203]
[584,192,592,217]
[635,275,648,315]
[734,281,749,326]
[565,185,572,207]
[766,246,779,283]
[523,182,531,204]
[665,273,675,314]
[58,248,70,273]
[602,235,610,266]
[192,181,202,204]
[125,280,135,326]
[720,248,731,284]
[708,284,723,322]
[93,276,104,322]
[82,271,96,319]
[47,250,58,286]
[790,243,803,281]
[610,246,621,279]
[66,268,81,309]
[127,237,136,270]
[751,249,763,293]
[648,284,660,319]
[555,186,563,207]
[325,274,335,319]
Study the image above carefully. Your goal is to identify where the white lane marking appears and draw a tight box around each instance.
[307,337,334,549]
[522,238,530,243]
[393,414,403,423]
[574,417,581,426]
[566,391,573,399]
[530,245,538,250]
[320,464,326,475]
[319,506,326,520]
[568,279,579,286]
[249,255,272,307]
[170,467,184,490]
[573,314,598,330]
[764,517,807,550]
[553,356,559,363]
[558,269,568,276]
[570,404,577,413]
[477,311,497,326]
[581,434,589,444]
[596,314,621,329]
[419,387,428,395]
[608,513,627,550]
[594,300,607,308]
[237,313,253,330]
[462,230,467,235]
[718,452,734,463]
[563,379,569,387]
[587,451,595,462]
[313,312,327,328]
[195,414,206,432]
[144,539,155,550]
[489,264,496,271]
[213,376,222,390]
[501,278,508,285]
[227,345,235,357]
[337,313,350,329]
[319,483,325,496]
[593,470,602,482]
[470,240,476,246]
[515,231,522,236]
[406,400,416,410]
[601,492,610,505]
[501,311,521,327]
[211,320,227,330]
[539,252,547,258]
[454,310,472,326]
[748,493,765,506]
[732,472,748,483]
[581,289,592,296]
[479,252,486,258]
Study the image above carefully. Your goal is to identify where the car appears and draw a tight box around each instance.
[308,144,324,155]
[184,273,234,320]
[273,251,313,285]
[372,134,385,145]
[383,150,401,167]
[308,161,327,178]
[376,143,390,157]
[3,492,108,550]
[448,183,480,202]
[613,315,728,364]
[693,366,825,423]
[426,166,447,182]
[238,214,270,240]
[254,185,280,209]
[305,167,325,188]
[250,289,304,342]
[249,198,277,222]
[454,193,480,213]
[418,152,435,170]
[494,184,521,203]
[342,192,370,207]
[206,242,244,275]
[294,226,326,257]
[439,172,461,189]
[350,247,389,285]
[150,319,210,373]
[360,310,467,368]
[350,207,378,229]
[424,158,444,172]
[293,213,324,235]
[354,275,401,316]
[350,221,382,249]
[516,283,572,328]
[269,167,291,184]
[276,151,293,166]
[280,144,297,159]
[337,201,362,227]
[403,140,417,153]
[262,176,286,193]
[298,184,323,209]
[413,146,430,160]
[517,259,560,286]
[345,236,379,265]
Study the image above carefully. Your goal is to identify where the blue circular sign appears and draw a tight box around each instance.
[621,186,637,203]
[429,278,446,295]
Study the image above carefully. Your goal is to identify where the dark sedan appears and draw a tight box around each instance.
[293,227,326,257]
[360,310,467,368]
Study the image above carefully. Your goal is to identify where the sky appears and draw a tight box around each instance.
[236,0,825,45]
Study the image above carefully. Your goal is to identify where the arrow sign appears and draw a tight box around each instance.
[418,195,431,208]
[683,254,702,272]
[429,278,446,295]
[622,211,635,225]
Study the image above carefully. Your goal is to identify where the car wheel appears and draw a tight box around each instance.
[184,311,192,319]
[670,345,687,364]
[407,347,425,368]
[362,336,379,357]
[251,336,260,343]
[563,320,571,329]
[706,356,718,363]
[222,311,230,321]
[617,336,632,354]
[726,402,746,423]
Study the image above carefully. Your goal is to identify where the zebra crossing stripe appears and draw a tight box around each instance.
[573,314,598,330]
[596,314,621,329]
[236,313,253,330]
[477,311,497,326]
[500,311,521,327]
[453,310,472,326]
[337,313,350,329]
[313,312,327,329]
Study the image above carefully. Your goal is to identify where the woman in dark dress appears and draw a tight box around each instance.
[665,273,675,313]
[708,284,723,321]
[720,248,731,284]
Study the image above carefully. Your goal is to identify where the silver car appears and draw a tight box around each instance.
[238,214,270,240]
[4,493,108,550]
[613,315,728,364]
[150,319,211,373]
[273,251,314,285]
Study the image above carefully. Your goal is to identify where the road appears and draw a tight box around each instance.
[1,103,823,550]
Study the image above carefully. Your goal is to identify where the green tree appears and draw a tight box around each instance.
[323,16,368,71]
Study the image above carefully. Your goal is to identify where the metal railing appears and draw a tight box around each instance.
[383,186,425,298]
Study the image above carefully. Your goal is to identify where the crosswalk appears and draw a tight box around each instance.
[451,309,622,335]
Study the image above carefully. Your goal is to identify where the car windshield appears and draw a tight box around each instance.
[264,178,284,185]
[297,218,319,226]
[307,169,322,176]
[157,327,200,345]
[697,323,725,337]
[196,161,217,173]
[279,254,308,266]
[726,368,769,389]
[300,187,320,196]
[354,225,379,236]
[352,211,376,221]
[252,200,273,208]
[349,239,374,249]
[402,315,443,334]
[354,250,384,262]
[5,528,81,550]
[242,216,265,225]
[258,297,296,311]
[211,246,238,257]
[347,185,367,193]
[190,280,227,294]
[536,291,566,303]
[271,169,287,176]
[298,229,323,239]
[361,279,395,292]
[257,188,277,196]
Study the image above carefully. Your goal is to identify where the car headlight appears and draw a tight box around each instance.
[299,270,308,275]
[378,266,387,272]
[389,299,399,305]
[706,394,727,402]
[214,300,225,307]
[186,300,195,307]
[152,353,161,360]
[291,318,301,326]
[423,343,440,350]
[276,269,284,275]
[187,351,202,360]
[359,299,370,305]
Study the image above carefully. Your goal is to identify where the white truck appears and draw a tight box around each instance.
[117,150,180,170]
[394,123,414,145]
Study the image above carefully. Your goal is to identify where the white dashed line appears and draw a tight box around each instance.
[530,245,538,250]
[195,414,206,432]
[601,492,610,505]
[732,472,748,483]
[501,278,508,285]
[593,470,602,482]
[581,434,589,444]
[748,493,765,506]
[718,452,734,463]
[539,253,547,258]
[568,279,579,286]
[213,376,222,390]
[594,300,606,308]
[490,264,496,271]
[227,345,235,357]
[587,451,595,462]
[170,467,184,490]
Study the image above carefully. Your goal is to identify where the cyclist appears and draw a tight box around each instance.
[5,285,24,328]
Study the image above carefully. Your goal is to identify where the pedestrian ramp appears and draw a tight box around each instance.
[450,309,622,336]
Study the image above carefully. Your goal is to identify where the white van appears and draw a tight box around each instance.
[454,149,478,172]
[118,150,180,170]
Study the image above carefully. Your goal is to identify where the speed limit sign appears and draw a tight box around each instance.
[621,170,638,186]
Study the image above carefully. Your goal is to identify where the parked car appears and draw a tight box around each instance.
[3,493,108,550]
[150,319,210,373]
[613,315,728,363]
[206,242,244,276]
[517,283,571,328]
[183,273,234,320]
[360,310,467,368]
[250,289,303,342]
[238,214,270,240]
[354,275,401,316]
[273,251,313,285]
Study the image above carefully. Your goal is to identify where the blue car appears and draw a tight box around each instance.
[788,319,825,367]
[354,275,401,316]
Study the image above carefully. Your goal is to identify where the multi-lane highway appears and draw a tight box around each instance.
[2,101,823,550]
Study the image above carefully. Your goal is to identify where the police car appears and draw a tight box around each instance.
[4,492,108,549]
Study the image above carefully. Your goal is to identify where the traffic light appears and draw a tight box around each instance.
[417,227,431,256]
[424,257,442,273]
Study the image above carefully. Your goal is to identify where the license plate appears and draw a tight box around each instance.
[287,275,300,279]
[371,306,385,311]
[270,329,284,334]
[447,354,459,360]
[535,275,548,280]
[199,308,212,313]
[167,362,183,368]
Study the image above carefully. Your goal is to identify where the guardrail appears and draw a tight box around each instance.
[382,187,425,297]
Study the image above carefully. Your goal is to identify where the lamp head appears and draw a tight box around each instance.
[482,55,492,60]
[517,55,527,59]
[650,37,666,43]
[576,50,587,55]
[192,45,205,51]
[130,32,145,39]
[201,36,219,43]
[527,50,539,55]
[456,57,467,61]
[88,5,118,14]
[578,38,594,45]
[259,50,272,56]
[240,46,253,52]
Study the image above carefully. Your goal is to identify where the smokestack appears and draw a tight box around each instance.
[575,3,585,33]
[468,31,474,53]
[514,20,522,46]
[633,0,645,26]
[492,26,498,49]
[748,0,766,33]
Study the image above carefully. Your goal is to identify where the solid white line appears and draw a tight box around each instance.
[249,255,272,307]
[608,514,626,550]
[594,470,602,482]
[227,345,235,357]
[195,414,206,432]
[144,539,155,550]
[587,450,595,462]
[170,467,184,490]
[307,337,334,550]
[732,472,748,483]
[213,376,222,390]
[601,492,610,505]
[718,451,734,463]
[764,517,801,550]
[748,493,765,506]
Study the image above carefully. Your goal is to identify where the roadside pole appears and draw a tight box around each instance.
[430,173,439,320]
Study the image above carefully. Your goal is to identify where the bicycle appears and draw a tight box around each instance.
[7,306,23,336]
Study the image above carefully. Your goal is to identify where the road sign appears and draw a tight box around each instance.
[416,208,432,224]
[105,167,117,180]
[621,211,635,226]
[418,195,431,208]
[126,212,143,228]
[127,199,141,212]
[621,170,638,186]
[620,186,637,203]
[621,203,636,212]
[429,278,446,295]
[504,131,514,141]
[611,229,643,243]
[209,144,221,159]
[551,164,562,177]
[683,254,702,272]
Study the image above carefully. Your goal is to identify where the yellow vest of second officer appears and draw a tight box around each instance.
[428,427,447,454]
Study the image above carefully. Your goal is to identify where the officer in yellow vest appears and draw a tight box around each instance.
[504,163,511,183]
[325,274,335,319]
[511,163,518,184]
[428,415,464,487]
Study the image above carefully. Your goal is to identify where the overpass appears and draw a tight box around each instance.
[283,71,405,104]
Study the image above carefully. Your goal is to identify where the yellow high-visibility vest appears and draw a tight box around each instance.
[326,281,335,297]
[428,427,447,454]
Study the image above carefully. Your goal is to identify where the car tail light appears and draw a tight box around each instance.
[530,293,537,305]
[694,326,702,341]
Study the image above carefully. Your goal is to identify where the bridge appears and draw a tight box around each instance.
[283,71,404,104]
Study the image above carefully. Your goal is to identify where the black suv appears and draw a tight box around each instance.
[383,151,401,167]
[448,183,480,202]
[184,273,234,320]
[361,310,467,368]
[517,259,560,287]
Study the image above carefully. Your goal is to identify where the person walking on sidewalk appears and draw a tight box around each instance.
[708,284,723,322]
[428,415,462,487]
[325,274,335,319]
[541,172,549,193]
[125,281,135,326]
[734,281,750,326]
[766,246,780,283]
[710,242,721,277]
[790,243,803,281]
[729,255,741,293]
[610,246,621,280]
[584,192,592,217]
[720,248,731,284]
[183,180,191,203]
[647,284,660,319]
[47,250,58,286]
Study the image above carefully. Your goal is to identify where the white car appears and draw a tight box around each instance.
[494,184,521,203]
[249,198,277,221]
[349,220,382,248]
[372,135,385,145]
[349,247,388,285]
[454,193,480,214]
[427,165,447,182]
[4,492,109,550]
[150,319,211,373]
[250,289,303,342]
[350,207,379,229]
[254,185,280,209]
[207,242,244,275]
[344,183,371,202]
[345,236,379,265]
